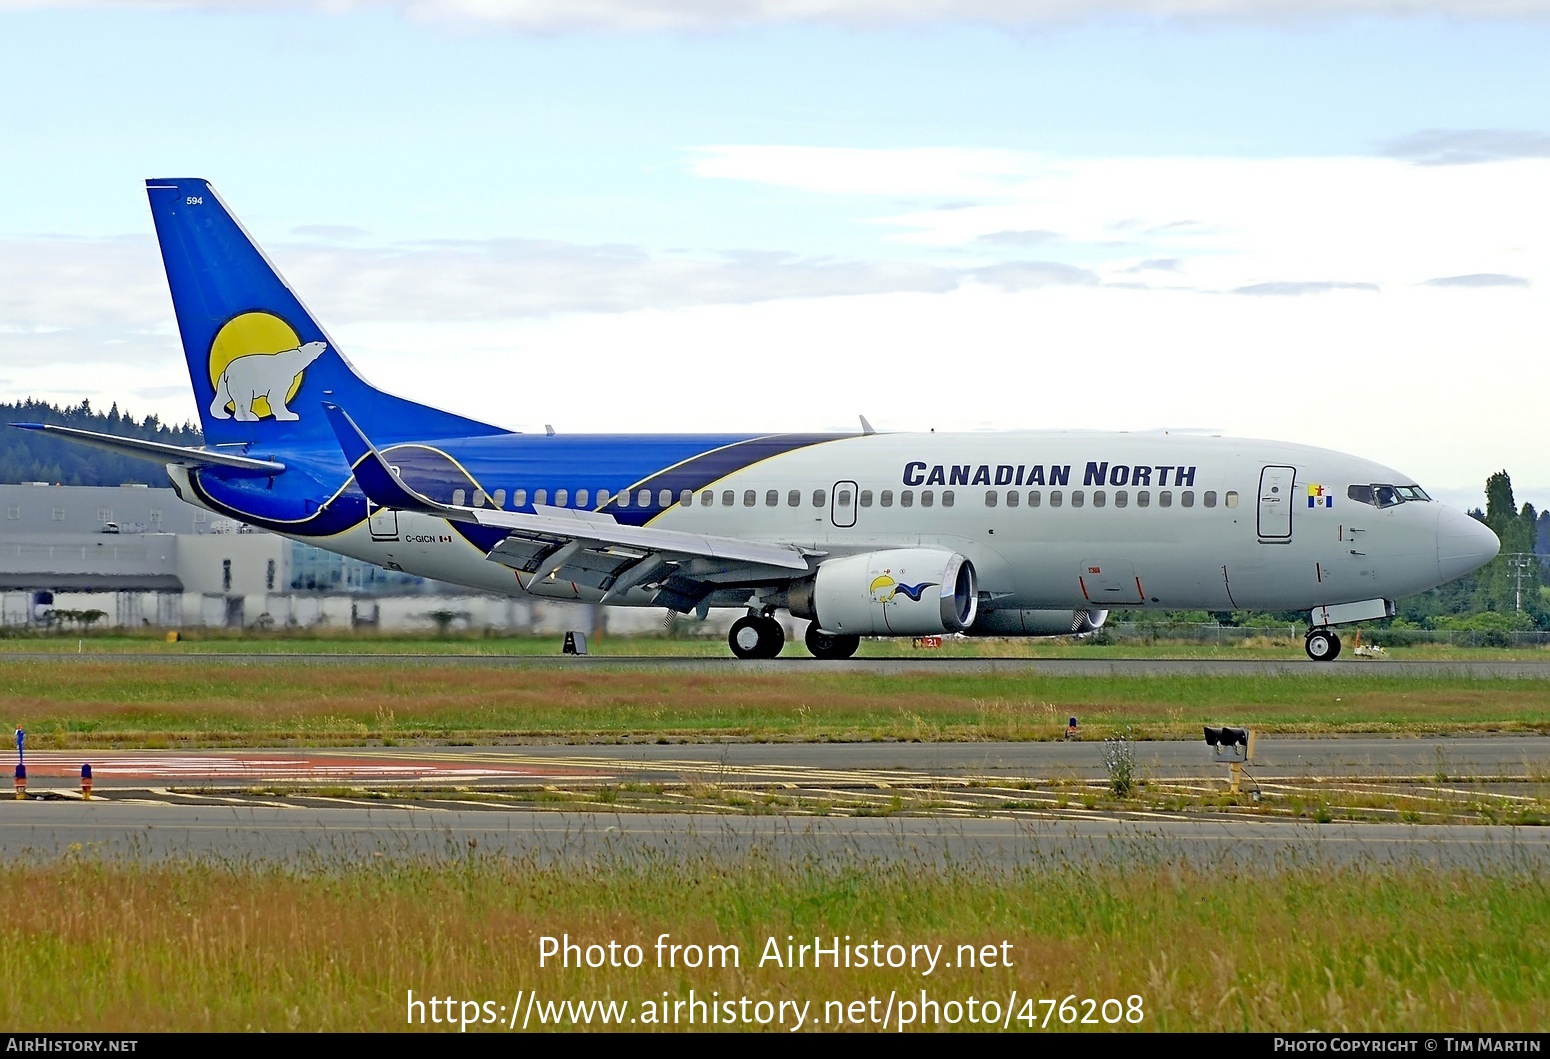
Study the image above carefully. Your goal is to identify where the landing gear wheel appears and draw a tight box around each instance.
[805,624,861,660]
[1305,628,1342,662]
[729,615,785,659]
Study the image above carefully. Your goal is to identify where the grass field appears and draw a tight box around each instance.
[3,653,1548,747]
[2,852,1544,1032]
[4,627,1549,661]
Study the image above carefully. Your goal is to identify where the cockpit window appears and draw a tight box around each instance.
[1348,483,1431,508]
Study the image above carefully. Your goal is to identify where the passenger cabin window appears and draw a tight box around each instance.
[942,490,954,507]
[836,487,852,506]
[555,489,569,507]
[766,489,779,507]
[1006,490,1020,508]
[722,490,734,507]
[452,489,466,506]
[921,490,934,507]
[534,489,548,506]
[492,489,506,508]
[679,489,693,507]
[985,490,998,508]
[743,490,756,507]
[1028,490,1041,507]
[1181,490,1195,507]
[596,489,609,507]
[900,491,914,508]
[513,489,527,507]
[1049,490,1062,508]
[813,489,827,507]
[1225,490,1239,508]
[788,489,801,507]
[638,489,651,507]
[660,489,673,508]
[1071,490,1084,508]
[1204,490,1217,508]
[701,491,714,507]
[472,491,486,507]
[879,490,893,508]
[859,489,873,507]
[576,489,589,508]
[1137,490,1150,508]
[1114,490,1128,508]
[1159,490,1173,508]
[1092,490,1106,508]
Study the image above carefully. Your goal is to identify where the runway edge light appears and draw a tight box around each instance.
[82,763,93,800]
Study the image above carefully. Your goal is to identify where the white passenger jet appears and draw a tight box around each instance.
[17,179,1502,660]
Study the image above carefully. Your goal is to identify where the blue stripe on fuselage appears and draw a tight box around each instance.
[184,431,847,536]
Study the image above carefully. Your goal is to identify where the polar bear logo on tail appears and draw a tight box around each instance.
[210,341,328,422]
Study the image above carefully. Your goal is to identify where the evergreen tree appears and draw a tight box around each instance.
[0,398,201,487]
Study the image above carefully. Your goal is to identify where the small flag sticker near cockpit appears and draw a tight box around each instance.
[1308,484,1333,508]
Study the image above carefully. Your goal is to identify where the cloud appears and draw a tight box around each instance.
[971,261,1099,289]
[1423,273,1531,288]
[977,229,1060,247]
[1381,129,1550,166]
[291,224,370,240]
[1120,258,1182,273]
[0,231,1088,333]
[1231,280,1380,296]
[7,1,1550,29]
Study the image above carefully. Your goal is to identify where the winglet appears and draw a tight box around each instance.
[322,403,445,514]
[859,415,876,436]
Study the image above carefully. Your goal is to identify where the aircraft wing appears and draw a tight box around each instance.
[10,423,287,477]
[324,404,815,605]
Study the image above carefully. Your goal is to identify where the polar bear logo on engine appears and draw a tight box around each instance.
[209,340,327,422]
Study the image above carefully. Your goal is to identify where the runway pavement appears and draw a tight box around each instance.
[3,802,1548,870]
[4,735,1545,869]
[7,651,1550,678]
[11,734,1549,790]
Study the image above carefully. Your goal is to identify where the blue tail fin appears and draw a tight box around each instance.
[146,178,506,449]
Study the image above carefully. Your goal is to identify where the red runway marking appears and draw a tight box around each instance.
[15,751,607,782]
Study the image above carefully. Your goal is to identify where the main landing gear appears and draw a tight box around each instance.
[805,624,861,661]
[729,613,785,659]
[1304,627,1342,662]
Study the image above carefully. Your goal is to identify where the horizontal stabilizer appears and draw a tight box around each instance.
[11,423,286,477]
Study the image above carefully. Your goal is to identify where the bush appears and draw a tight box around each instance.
[1103,727,1136,797]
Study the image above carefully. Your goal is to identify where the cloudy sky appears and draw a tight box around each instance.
[2,1,1549,510]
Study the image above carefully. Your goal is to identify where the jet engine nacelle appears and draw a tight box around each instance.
[968,608,1108,636]
[789,549,978,635]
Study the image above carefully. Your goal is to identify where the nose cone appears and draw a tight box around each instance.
[1437,507,1501,583]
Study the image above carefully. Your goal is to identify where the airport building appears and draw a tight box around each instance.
[0,482,666,635]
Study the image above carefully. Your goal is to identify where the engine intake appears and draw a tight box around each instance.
[791,549,978,636]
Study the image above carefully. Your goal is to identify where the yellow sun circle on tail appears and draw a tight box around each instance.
[209,312,303,420]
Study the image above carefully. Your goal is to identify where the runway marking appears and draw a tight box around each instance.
[19,750,608,783]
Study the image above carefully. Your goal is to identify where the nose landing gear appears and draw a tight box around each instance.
[1304,627,1342,662]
